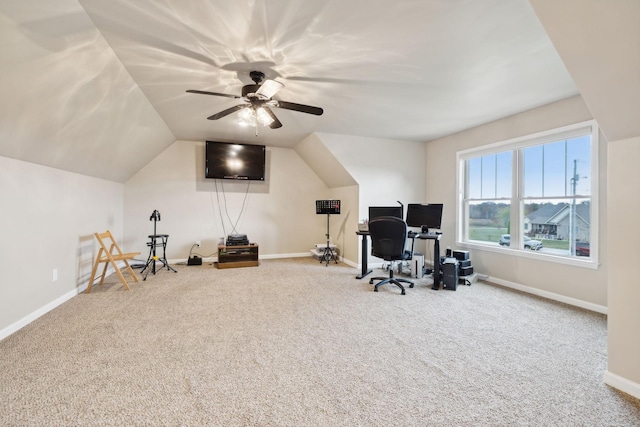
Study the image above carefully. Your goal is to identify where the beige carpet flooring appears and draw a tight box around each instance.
[1,257,639,426]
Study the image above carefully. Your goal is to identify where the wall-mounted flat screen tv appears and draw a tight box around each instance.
[205,141,266,181]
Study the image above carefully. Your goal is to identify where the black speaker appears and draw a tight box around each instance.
[442,258,459,290]
[459,266,474,276]
[458,259,472,268]
[453,250,470,261]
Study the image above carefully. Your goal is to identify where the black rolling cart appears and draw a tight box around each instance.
[141,210,177,280]
[316,200,340,266]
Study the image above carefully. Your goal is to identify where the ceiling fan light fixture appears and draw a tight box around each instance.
[256,107,274,126]
[237,106,274,127]
[237,107,256,127]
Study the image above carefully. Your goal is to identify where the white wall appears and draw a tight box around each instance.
[123,140,338,261]
[606,136,640,395]
[0,155,124,338]
[425,96,608,309]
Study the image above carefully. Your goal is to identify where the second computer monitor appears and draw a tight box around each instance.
[405,203,443,232]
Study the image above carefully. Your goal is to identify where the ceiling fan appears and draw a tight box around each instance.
[186,71,323,129]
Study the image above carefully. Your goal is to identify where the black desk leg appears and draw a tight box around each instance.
[356,234,373,279]
[431,238,441,290]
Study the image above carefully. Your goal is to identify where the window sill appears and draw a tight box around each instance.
[456,241,599,270]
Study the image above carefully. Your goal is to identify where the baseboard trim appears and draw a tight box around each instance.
[0,286,82,341]
[604,371,640,399]
[485,275,607,315]
[0,264,118,341]
[259,252,310,260]
[171,252,320,265]
[341,258,357,268]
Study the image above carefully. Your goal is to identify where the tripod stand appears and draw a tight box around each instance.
[319,213,338,266]
[141,210,177,280]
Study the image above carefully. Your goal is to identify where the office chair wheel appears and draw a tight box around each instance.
[374,288,378,292]
[409,283,414,288]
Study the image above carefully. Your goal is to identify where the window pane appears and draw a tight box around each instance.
[481,156,496,198]
[468,157,482,199]
[543,141,567,196]
[467,151,511,199]
[566,135,591,196]
[523,145,543,197]
[496,151,511,198]
[524,136,592,198]
[468,201,510,244]
[523,199,591,257]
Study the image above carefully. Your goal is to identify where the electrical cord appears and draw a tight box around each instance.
[188,243,199,258]
[222,180,251,235]
[214,179,228,238]
[215,179,251,236]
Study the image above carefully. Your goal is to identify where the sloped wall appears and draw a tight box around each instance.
[0,155,124,338]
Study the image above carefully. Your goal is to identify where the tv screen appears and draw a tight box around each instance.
[368,206,403,221]
[205,141,266,181]
[405,203,443,231]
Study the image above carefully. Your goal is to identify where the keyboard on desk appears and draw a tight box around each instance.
[409,231,441,238]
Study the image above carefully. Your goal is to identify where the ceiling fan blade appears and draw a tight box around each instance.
[207,104,248,120]
[263,107,282,129]
[256,79,284,99]
[275,100,323,116]
[186,89,241,99]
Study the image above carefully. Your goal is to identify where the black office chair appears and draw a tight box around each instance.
[368,216,414,295]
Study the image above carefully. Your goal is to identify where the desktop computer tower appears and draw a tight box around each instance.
[411,253,424,279]
[442,258,459,290]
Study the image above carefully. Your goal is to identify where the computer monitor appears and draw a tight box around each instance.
[368,206,403,221]
[405,203,443,232]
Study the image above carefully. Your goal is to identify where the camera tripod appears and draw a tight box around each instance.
[141,210,177,280]
[319,213,338,266]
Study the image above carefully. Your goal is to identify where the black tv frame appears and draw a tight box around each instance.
[205,141,266,181]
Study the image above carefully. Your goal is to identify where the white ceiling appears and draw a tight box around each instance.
[0,0,579,181]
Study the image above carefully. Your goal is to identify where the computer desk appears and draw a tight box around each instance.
[408,231,442,289]
[355,230,442,289]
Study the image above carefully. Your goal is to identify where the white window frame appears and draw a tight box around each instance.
[456,120,599,269]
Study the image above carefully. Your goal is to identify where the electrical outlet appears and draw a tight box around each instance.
[52,269,58,282]
[195,240,201,247]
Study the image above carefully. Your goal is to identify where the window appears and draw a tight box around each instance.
[457,121,598,266]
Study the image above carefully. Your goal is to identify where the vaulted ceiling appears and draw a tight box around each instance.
[1,0,581,182]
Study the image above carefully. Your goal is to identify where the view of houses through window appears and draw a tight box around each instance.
[459,121,597,261]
